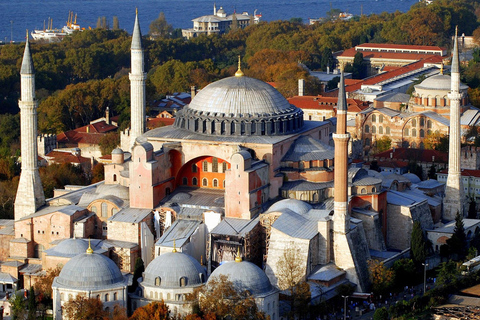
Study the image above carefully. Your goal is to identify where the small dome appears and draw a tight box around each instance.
[143,252,206,288]
[402,173,421,184]
[55,253,124,289]
[173,76,304,136]
[112,148,123,155]
[208,261,273,296]
[415,74,468,91]
[51,238,89,256]
[267,199,312,215]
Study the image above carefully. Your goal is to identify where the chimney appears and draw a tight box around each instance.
[106,107,110,125]
[191,86,196,99]
[298,79,305,97]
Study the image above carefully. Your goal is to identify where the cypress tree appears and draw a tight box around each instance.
[447,211,467,260]
[410,221,427,265]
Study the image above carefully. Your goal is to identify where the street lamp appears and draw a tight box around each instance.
[342,295,349,320]
[422,262,429,295]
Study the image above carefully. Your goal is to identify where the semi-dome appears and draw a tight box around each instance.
[415,74,468,91]
[208,260,273,296]
[174,76,304,136]
[143,252,206,288]
[267,199,312,215]
[55,252,124,289]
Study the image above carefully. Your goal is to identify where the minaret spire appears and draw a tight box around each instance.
[124,9,146,151]
[444,25,465,220]
[14,32,45,220]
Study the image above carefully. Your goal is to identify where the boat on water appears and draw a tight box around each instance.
[31,11,83,41]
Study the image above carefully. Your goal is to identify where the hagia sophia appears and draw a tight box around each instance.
[0,12,474,319]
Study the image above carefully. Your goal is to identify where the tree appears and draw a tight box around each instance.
[27,287,36,320]
[436,261,459,287]
[197,274,266,320]
[10,293,26,320]
[130,257,145,293]
[375,136,392,153]
[344,52,366,79]
[368,260,395,295]
[130,301,171,320]
[63,295,107,320]
[99,132,120,156]
[231,14,238,31]
[428,164,436,180]
[34,266,62,303]
[469,198,478,219]
[277,243,310,317]
[447,211,468,260]
[411,221,427,266]
[392,259,416,288]
[373,307,389,320]
[149,12,173,39]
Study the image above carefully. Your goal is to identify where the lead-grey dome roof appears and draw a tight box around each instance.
[415,74,468,91]
[174,76,304,136]
[55,253,124,289]
[267,199,313,215]
[143,252,206,288]
[51,238,89,256]
[208,261,273,296]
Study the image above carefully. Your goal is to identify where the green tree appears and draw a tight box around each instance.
[410,221,427,266]
[231,14,238,31]
[392,258,416,288]
[27,287,36,320]
[149,12,173,39]
[447,211,468,260]
[344,52,366,79]
[10,293,26,320]
[368,260,395,295]
[428,164,436,180]
[375,136,392,153]
[373,307,389,320]
[436,261,459,286]
[468,198,477,219]
[99,132,120,156]
[130,257,145,293]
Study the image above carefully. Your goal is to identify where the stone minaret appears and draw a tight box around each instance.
[14,33,45,221]
[333,71,350,234]
[444,27,465,220]
[128,9,146,150]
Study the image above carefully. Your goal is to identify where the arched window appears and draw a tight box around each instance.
[372,187,376,193]
[379,115,383,123]
[420,129,425,138]
[404,128,409,136]
[192,164,197,173]
[412,129,417,137]
[365,138,371,146]
[155,277,161,286]
[412,142,417,148]
[155,292,158,299]
[420,142,425,149]
[212,158,218,172]
[223,180,226,188]
[386,126,390,135]
[372,114,376,122]
[202,178,208,187]
[372,125,376,134]
[192,177,198,186]
[213,179,218,187]
[111,208,118,215]
[361,188,367,194]
[180,277,187,287]
[91,206,97,214]
[420,117,425,126]
[222,162,227,172]
[113,292,117,300]
[113,174,117,182]
[203,161,208,172]
[427,120,432,128]
[101,203,108,217]
[365,125,370,133]
[412,119,417,127]
[105,293,109,302]
[379,126,383,134]
[182,177,188,185]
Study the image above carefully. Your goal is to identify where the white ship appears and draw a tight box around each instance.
[31,11,83,41]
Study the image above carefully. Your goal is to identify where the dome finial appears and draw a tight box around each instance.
[235,55,244,77]
[235,247,242,262]
[136,7,138,15]
[86,238,93,254]
[172,239,177,253]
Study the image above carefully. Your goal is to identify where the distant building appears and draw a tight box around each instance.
[182,4,259,39]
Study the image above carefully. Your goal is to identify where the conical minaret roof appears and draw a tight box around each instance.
[452,26,459,73]
[131,10,142,50]
[337,71,347,111]
[21,32,34,75]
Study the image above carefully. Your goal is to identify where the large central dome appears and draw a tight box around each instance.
[174,76,304,136]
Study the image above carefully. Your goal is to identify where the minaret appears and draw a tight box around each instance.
[14,32,45,221]
[129,9,146,149]
[444,26,465,220]
[333,71,350,234]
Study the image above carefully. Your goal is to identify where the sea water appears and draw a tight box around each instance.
[0,0,417,43]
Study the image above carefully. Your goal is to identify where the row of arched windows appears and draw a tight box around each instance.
[61,292,118,302]
[371,114,384,123]
[91,204,118,218]
[364,125,390,135]
[410,118,432,128]
[182,177,225,188]
[404,128,430,137]
[199,159,227,173]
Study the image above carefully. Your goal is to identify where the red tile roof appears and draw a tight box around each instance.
[45,151,90,164]
[355,43,445,52]
[57,121,117,146]
[146,117,175,130]
[337,47,442,62]
[288,95,369,112]
[439,169,480,178]
[374,148,448,163]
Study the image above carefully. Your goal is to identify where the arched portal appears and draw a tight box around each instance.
[175,156,230,190]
